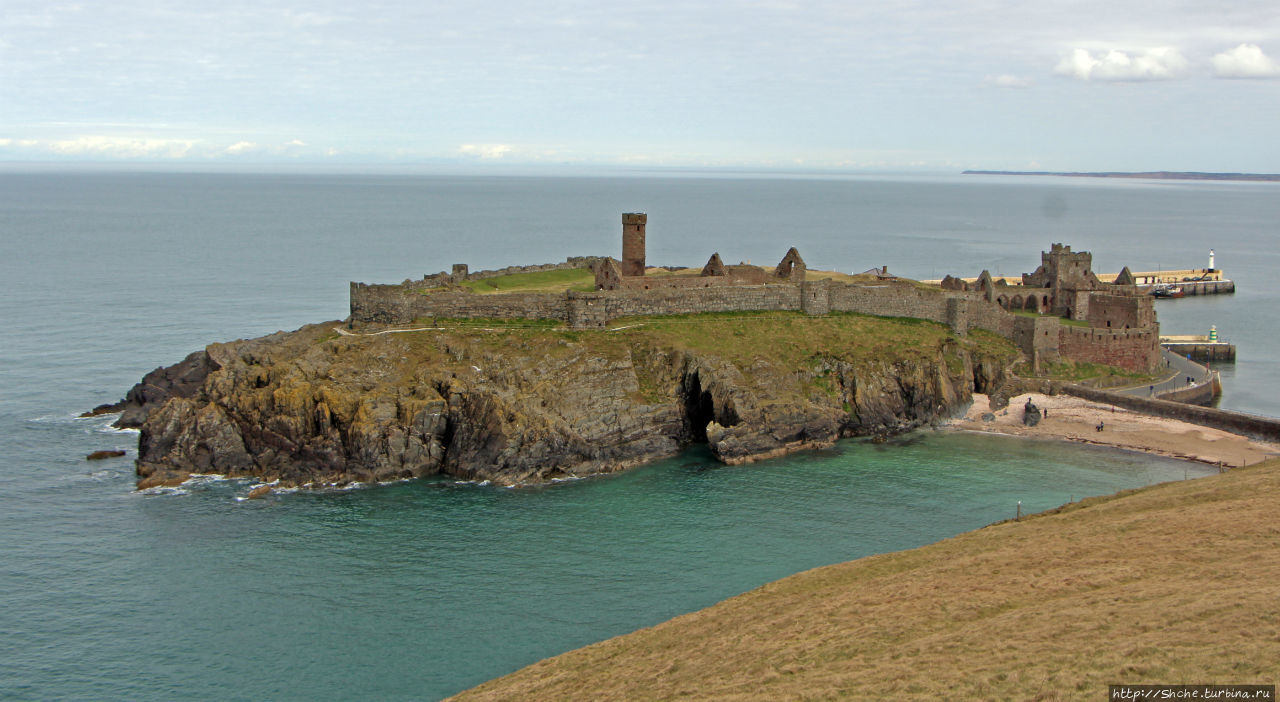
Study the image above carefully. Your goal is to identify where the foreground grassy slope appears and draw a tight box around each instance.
[455,459,1280,700]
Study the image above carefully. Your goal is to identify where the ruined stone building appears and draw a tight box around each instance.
[940,243,1160,370]
[349,220,1162,374]
[593,213,806,290]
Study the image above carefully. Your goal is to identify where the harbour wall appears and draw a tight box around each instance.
[1137,280,1235,296]
[1153,377,1220,406]
[1062,385,1280,445]
[1162,342,1236,363]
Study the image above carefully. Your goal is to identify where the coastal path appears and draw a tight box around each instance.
[1115,350,1214,399]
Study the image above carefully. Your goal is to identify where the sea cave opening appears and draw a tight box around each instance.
[681,371,740,443]
[683,372,716,442]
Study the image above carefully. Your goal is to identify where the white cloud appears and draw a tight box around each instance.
[985,74,1033,88]
[459,143,513,159]
[224,141,260,154]
[0,135,339,160]
[44,136,196,158]
[1055,47,1189,81]
[1211,43,1280,78]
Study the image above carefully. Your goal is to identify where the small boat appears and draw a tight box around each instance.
[1151,285,1184,299]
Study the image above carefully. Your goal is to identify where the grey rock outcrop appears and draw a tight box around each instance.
[121,318,1015,489]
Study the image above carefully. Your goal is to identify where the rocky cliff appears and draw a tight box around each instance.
[111,313,1017,489]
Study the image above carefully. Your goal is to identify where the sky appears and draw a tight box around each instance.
[2,0,1279,172]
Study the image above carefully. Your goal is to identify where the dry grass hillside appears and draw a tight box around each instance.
[454,459,1280,700]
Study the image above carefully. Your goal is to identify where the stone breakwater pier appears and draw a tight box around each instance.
[1161,335,1237,363]
[350,215,1176,377]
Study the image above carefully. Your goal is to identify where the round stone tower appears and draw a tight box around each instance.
[621,213,647,277]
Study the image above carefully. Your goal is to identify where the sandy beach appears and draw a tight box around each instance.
[947,393,1280,468]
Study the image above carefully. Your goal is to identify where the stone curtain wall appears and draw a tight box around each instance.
[350,277,1159,374]
[828,285,949,323]
[1086,292,1155,330]
[964,298,1017,337]
[352,279,969,329]
[569,284,804,327]
[352,279,1041,348]
[1057,326,1161,372]
[618,274,769,290]
[350,283,569,324]
[1010,316,1063,371]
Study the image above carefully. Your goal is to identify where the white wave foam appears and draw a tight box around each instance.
[452,477,517,488]
[181,473,231,488]
[137,485,189,496]
[94,424,139,435]
[30,412,84,424]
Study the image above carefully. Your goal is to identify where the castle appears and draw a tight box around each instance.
[349,216,1160,373]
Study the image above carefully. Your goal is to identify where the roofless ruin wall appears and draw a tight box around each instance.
[352,278,992,335]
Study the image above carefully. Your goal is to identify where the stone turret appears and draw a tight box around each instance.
[621,213,647,277]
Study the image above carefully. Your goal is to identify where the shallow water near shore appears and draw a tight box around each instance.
[0,171,1273,699]
[1,417,1209,701]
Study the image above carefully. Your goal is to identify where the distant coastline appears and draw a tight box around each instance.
[963,170,1280,182]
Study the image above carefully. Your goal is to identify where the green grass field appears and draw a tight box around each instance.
[458,268,596,294]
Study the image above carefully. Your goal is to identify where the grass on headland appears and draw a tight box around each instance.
[1028,359,1164,387]
[453,458,1280,701]
[457,268,596,294]
[1009,308,1089,327]
[409,309,1015,365]
[448,265,943,295]
[608,310,1016,370]
[396,310,1019,406]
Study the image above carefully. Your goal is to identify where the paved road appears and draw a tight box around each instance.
[1116,349,1213,398]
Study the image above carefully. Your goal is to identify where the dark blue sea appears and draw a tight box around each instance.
[1,171,1274,700]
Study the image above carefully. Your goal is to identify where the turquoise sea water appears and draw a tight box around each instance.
[0,172,1274,699]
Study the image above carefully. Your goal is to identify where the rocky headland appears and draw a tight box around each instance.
[102,312,1018,490]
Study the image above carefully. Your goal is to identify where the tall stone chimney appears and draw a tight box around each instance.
[621,213,647,277]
